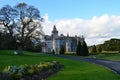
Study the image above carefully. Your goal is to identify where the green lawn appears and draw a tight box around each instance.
[0,50,120,80]
[88,53,120,61]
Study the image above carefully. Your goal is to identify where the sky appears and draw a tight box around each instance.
[0,0,120,46]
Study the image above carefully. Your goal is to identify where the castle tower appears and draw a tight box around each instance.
[52,25,58,38]
[52,25,59,53]
[52,38,56,52]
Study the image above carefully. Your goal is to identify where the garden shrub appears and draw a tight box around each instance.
[0,61,63,80]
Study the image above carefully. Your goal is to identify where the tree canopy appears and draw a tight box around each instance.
[91,45,97,54]
[0,3,44,54]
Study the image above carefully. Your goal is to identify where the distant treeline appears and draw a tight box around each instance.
[89,38,120,54]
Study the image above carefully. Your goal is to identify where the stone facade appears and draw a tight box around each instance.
[43,25,84,54]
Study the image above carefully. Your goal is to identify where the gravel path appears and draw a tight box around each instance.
[53,55,120,74]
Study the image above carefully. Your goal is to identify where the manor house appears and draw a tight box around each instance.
[42,25,84,54]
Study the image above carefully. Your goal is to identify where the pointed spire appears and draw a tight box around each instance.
[67,34,69,37]
[52,25,58,38]
[53,25,57,31]
[52,25,58,33]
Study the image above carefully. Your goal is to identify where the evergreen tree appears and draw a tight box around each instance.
[52,49,55,54]
[81,40,89,56]
[76,41,82,56]
[91,45,97,54]
[59,45,65,55]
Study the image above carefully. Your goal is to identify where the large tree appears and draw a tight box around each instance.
[0,3,44,54]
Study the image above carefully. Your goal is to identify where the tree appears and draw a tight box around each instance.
[81,40,89,56]
[59,45,65,55]
[76,41,82,56]
[91,45,97,54]
[24,39,42,52]
[0,3,44,54]
[97,46,102,53]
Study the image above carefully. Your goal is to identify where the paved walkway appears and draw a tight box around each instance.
[53,55,120,74]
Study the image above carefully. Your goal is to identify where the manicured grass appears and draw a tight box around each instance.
[0,50,120,80]
[88,53,120,61]
[65,52,76,55]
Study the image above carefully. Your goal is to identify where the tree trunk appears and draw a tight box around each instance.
[18,46,23,55]
[17,42,23,55]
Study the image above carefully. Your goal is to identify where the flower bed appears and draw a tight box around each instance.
[0,61,63,80]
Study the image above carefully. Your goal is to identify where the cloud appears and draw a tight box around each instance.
[42,13,49,22]
[42,14,120,46]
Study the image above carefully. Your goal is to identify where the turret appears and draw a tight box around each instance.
[52,25,58,38]
[52,25,58,53]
